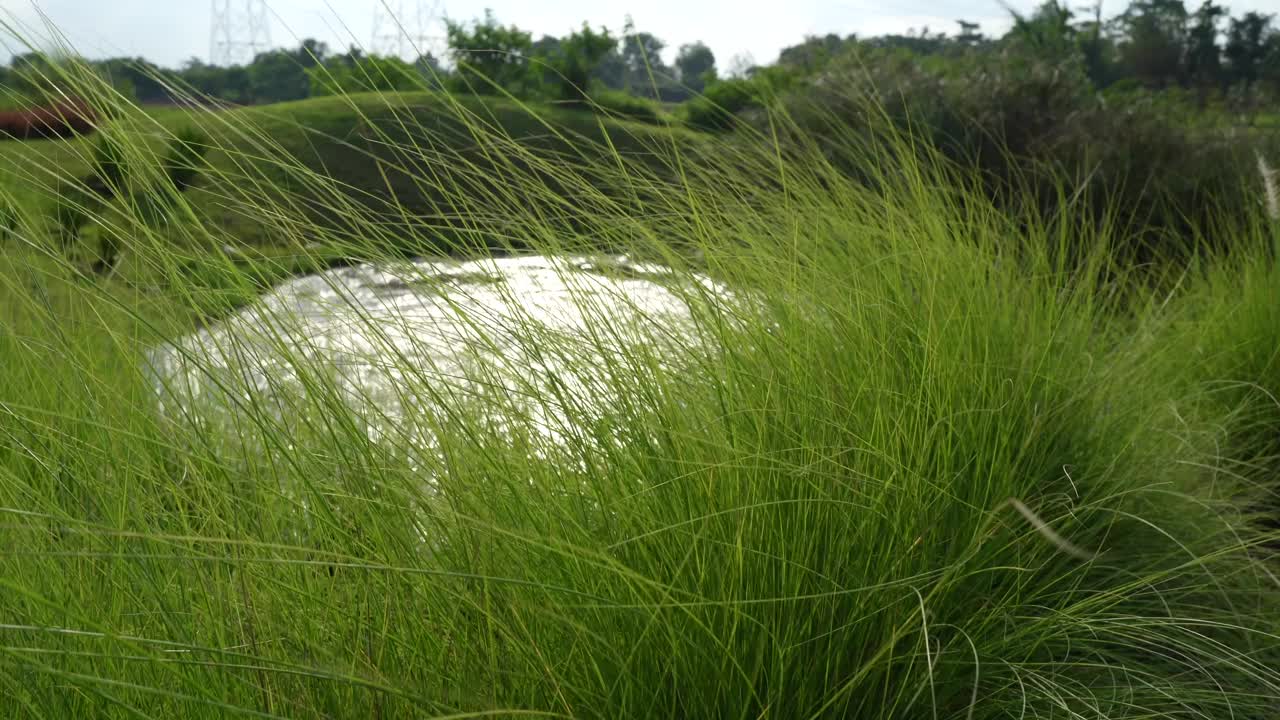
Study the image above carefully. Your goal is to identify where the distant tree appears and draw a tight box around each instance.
[531,35,563,59]
[621,31,667,74]
[8,52,56,97]
[445,9,534,94]
[334,46,366,67]
[1186,0,1227,101]
[177,58,251,104]
[415,52,444,75]
[1115,0,1189,88]
[620,29,672,94]
[298,39,330,66]
[864,27,952,55]
[93,58,171,103]
[553,24,616,102]
[955,20,986,47]
[309,54,420,96]
[1225,12,1274,89]
[1075,1,1118,87]
[414,52,448,89]
[1005,1,1077,57]
[724,52,758,79]
[675,42,717,93]
[777,34,849,72]
[529,35,564,90]
[247,48,311,103]
[592,45,627,90]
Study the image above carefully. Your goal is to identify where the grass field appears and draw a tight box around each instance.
[0,73,1279,719]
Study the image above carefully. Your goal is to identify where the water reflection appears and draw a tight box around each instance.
[147,255,732,459]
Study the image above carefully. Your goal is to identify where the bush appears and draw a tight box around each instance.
[757,45,1279,263]
[681,79,757,131]
[681,68,795,132]
[589,89,662,124]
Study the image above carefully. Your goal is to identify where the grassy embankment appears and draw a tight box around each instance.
[0,72,1278,718]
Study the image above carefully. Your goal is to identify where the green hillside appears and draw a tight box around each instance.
[0,92,705,324]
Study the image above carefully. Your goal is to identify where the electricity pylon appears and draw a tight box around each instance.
[210,0,272,66]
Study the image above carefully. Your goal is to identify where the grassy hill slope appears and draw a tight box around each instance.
[0,91,707,323]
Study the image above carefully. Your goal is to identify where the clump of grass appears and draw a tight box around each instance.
[1142,221,1280,535]
[0,45,1276,720]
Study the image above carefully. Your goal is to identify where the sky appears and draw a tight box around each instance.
[2,0,1280,70]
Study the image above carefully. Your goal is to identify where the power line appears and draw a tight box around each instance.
[210,0,272,66]
[371,1,445,59]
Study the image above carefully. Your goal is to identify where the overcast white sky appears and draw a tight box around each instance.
[2,0,1279,69]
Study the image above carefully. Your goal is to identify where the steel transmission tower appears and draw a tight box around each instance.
[210,0,272,66]
[372,1,443,59]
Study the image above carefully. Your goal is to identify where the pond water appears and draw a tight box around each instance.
[147,254,733,457]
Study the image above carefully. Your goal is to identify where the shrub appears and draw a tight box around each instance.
[757,45,1279,263]
[681,68,795,132]
[590,89,662,124]
[681,78,757,131]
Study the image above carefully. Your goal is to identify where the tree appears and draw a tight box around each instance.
[414,52,448,89]
[675,42,717,94]
[724,52,757,79]
[530,34,564,89]
[777,34,849,71]
[247,48,311,103]
[1186,1,1227,100]
[955,20,985,48]
[1116,0,1190,88]
[178,58,251,104]
[1004,1,1076,57]
[93,58,170,103]
[445,10,534,95]
[334,46,366,67]
[1074,1,1118,87]
[297,39,330,67]
[8,52,57,98]
[1225,11,1274,89]
[554,24,616,102]
[619,30,671,95]
[309,54,419,96]
[863,27,952,55]
[592,46,626,90]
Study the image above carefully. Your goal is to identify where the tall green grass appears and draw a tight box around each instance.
[0,53,1277,719]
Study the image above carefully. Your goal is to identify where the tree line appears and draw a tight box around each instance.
[0,11,720,109]
[772,1,1280,110]
[0,1,1275,116]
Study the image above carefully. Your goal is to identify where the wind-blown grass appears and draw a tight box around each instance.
[0,55,1277,719]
